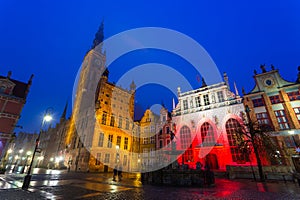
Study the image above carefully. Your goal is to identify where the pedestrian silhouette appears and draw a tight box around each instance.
[118,165,123,181]
[113,166,117,181]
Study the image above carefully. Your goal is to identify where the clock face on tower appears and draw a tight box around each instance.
[263,77,275,87]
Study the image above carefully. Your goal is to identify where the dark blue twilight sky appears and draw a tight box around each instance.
[0,1,300,133]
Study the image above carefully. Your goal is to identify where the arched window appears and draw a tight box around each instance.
[180,126,192,149]
[225,118,249,163]
[200,122,215,146]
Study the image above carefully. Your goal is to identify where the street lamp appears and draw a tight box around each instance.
[22,108,53,190]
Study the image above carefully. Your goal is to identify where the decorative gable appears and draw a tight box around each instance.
[0,78,16,95]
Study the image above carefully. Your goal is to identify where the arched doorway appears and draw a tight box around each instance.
[205,153,219,169]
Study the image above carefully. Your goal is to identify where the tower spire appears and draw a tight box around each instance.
[223,72,230,90]
[234,82,240,97]
[91,20,104,50]
[60,101,68,122]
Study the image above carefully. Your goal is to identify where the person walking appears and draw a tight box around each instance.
[118,165,123,181]
[113,166,118,181]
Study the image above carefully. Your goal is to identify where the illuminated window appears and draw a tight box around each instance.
[203,94,210,106]
[217,91,224,102]
[124,137,128,150]
[288,91,300,101]
[274,110,290,130]
[118,116,122,128]
[98,132,104,147]
[104,154,110,163]
[95,153,101,165]
[293,107,300,123]
[143,137,148,144]
[150,136,155,144]
[252,98,264,107]
[183,100,188,110]
[102,112,107,125]
[180,126,192,149]
[110,115,115,127]
[225,118,249,163]
[269,95,281,104]
[200,122,215,146]
[125,118,129,130]
[195,96,201,107]
[256,112,271,125]
[116,136,121,147]
[107,135,113,148]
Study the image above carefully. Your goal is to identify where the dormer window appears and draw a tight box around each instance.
[0,86,6,93]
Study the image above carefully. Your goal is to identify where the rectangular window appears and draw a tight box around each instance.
[217,91,224,102]
[125,118,129,130]
[195,96,201,107]
[116,136,121,147]
[150,136,155,144]
[95,153,101,165]
[110,115,115,127]
[256,112,271,125]
[252,98,264,107]
[124,137,128,150]
[159,140,163,148]
[118,116,122,128]
[293,107,300,123]
[150,125,155,133]
[104,153,110,163]
[98,132,104,147]
[107,134,113,148]
[288,91,300,101]
[143,137,148,144]
[123,155,127,166]
[274,110,290,130]
[183,99,188,110]
[269,95,281,104]
[203,94,210,106]
[102,112,107,125]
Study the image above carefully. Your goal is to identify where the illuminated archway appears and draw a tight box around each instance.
[200,122,215,147]
[225,118,249,163]
[179,125,193,164]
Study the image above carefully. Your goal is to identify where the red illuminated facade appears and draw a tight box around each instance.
[0,71,33,158]
[171,74,257,170]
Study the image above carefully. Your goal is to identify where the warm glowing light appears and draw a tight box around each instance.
[19,149,24,154]
[289,130,295,135]
[38,156,44,161]
[26,151,32,156]
[50,157,54,162]
[15,155,19,159]
[7,148,12,154]
[116,145,120,150]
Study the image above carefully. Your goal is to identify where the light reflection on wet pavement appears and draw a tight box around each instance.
[0,171,300,199]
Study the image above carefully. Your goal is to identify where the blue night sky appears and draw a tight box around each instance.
[0,1,300,133]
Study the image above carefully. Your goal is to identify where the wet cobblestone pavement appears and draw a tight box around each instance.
[1,170,299,199]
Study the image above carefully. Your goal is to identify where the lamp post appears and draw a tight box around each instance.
[21,151,32,174]
[22,108,53,190]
